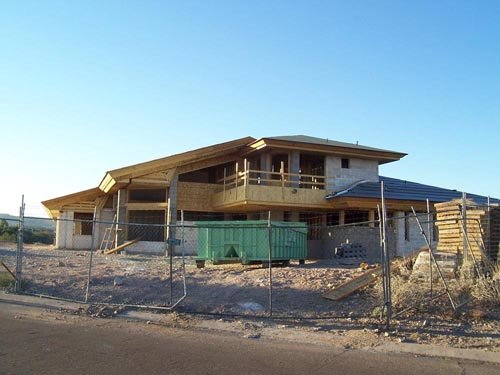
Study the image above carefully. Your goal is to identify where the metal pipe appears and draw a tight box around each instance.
[462,192,468,262]
[380,181,391,328]
[427,199,433,298]
[15,195,25,293]
[85,207,98,303]
[377,204,386,320]
[268,210,273,317]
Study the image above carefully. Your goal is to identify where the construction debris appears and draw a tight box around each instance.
[323,248,423,302]
[322,266,383,301]
[105,238,141,255]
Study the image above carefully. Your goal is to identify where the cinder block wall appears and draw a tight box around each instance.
[325,156,379,191]
[393,211,435,257]
[321,226,396,262]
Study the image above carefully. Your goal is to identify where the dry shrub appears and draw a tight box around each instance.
[469,264,500,308]
[372,274,427,311]
[455,262,500,309]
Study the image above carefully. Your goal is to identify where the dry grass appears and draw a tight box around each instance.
[0,272,15,288]
[371,266,428,312]
[372,260,500,315]
[467,263,500,308]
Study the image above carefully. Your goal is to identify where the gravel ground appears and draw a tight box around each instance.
[1,242,499,351]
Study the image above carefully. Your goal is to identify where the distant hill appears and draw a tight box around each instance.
[0,213,55,230]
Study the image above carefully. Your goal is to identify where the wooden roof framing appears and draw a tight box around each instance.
[41,135,411,217]
[99,136,256,193]
[245,136,407,164]
[42,187,105,218]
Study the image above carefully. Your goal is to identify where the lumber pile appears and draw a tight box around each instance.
[434,200,485,260]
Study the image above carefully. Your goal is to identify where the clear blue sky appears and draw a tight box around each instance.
[1,1,499,216]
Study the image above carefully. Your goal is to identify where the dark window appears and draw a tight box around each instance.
[128,210,165,242]
[344,210,369,225]
[404,212,410,241]
[341,158,350,169]
[299,213,323,240]
[326,212,340,226]
[74,212,93,235]
[271,154,288,175]
[177,211,226,221]
[128,189,166,203]
[103,196,113,208]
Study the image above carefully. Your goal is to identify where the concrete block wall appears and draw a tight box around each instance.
[55,211,73,249]
[393,211,436,257]
[325,156,379,191]
[126,241,165,255]
[322,226,396,262]
[123,220,199,256]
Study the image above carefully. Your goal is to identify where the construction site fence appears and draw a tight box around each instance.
[1,204,498,322]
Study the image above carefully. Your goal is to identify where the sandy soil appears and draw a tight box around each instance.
[1,243,499,352]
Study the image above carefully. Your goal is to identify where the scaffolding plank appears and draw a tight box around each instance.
[105,238,142,255]
[322,266,383,301]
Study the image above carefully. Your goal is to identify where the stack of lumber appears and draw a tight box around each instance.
[434,199,485,260]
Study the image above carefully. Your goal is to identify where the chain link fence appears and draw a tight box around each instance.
[1,200,498,324]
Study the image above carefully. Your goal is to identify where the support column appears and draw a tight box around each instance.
[260,153,271,185]
[369,210,376,228]
[290,151,300,187]
[339,210,345,225]
[116,189,127,247]
[260,211,284,221]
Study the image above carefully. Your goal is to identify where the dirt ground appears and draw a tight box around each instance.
[1,243,499,352]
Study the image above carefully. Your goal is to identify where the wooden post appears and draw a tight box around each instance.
[223,167,227,201]
[339,210,345,226]
[280,161,285,198]
[369,210,375,228]
[235,162,239,200]
[244,158,248,185]
[244,159,249,197]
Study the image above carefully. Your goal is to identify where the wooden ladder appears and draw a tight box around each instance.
[99,214,117,251]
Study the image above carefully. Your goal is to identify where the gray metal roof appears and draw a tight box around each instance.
[325,176,499,205]
[266,135,406,156]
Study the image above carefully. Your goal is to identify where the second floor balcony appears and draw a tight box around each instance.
[212,166,328,210]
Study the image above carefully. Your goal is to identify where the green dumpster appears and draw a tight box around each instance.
[195,220,307,267]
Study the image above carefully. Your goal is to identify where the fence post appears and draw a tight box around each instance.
[427,199,433,298]
[268,211,273,317]
[85,207,97,303]
[15,195,25,293]
[462,192,468,263]
[380,182,391,329]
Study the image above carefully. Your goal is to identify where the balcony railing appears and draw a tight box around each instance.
[217,168,326,195]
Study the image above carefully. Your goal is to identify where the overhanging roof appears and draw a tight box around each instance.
[42,187,105,218]
[326,176,499,205]
[248,135,406,164]
[99,136,256,193]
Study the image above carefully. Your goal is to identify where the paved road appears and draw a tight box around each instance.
[0,309,497,375]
